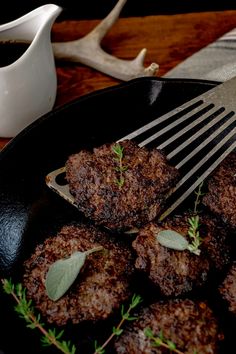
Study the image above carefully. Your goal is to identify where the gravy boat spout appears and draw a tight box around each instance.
[0,4,62,137]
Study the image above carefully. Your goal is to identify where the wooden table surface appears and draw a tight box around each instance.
[1,9,236,149]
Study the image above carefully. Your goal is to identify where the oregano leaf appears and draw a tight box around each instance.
[156,230,189,251]
[45,246,103,301]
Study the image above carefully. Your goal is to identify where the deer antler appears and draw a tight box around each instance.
[52,0,159,81]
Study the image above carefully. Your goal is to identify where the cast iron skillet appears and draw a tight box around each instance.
[2,76,233,354]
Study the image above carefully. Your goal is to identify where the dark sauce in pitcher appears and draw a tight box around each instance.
[0,41,29,66]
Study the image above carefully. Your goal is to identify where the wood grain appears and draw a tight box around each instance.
[1,10,236,149]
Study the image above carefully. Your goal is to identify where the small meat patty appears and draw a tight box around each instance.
[114,298,220,354]
[219,262,236,315]
[65,140,179,231]
[23,224,135,326]
[203,152,236,229]
[132,213,231,296]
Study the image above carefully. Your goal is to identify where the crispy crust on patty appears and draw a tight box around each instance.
[114,299,220,354]
[132,213,231,296]
[65,140,179,231]
[203,152,236,229]
[23,224,135,326]
[219,262,236,315]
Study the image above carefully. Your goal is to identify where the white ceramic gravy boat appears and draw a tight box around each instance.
[0,4,62,137]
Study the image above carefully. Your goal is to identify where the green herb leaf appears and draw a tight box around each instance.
[112,143,128,188]
[112,143,124,159]
[167,339,176,350]
[193,181,205,214]
[144,327,153,338]
[112,326,123,336]
[45,246,103,301]
[144,327,184,354]
[2,278,14,294]
[45,251,86,301]
[187,216,202,255]
[156,230,189,251]
[1,278,76,354]
[130,294,143,308]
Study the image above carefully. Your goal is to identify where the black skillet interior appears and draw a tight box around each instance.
[1,76,231,354]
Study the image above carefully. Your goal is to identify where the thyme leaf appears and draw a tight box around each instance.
[187,215,202,255]
[112,143,128,188]
[193,181,205,214]
[2,278,142,354]
[157,181,203,256]
[144,327,185,354]
[1,278,76,354]
[94,294,142,354]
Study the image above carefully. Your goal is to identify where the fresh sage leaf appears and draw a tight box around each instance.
[45,251,86,301]
[156,229,189,251]
[45,246,103,301]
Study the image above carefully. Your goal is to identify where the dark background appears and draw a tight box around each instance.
[1,0,236,23]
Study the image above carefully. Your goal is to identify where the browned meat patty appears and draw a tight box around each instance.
[202,213,232,271]
[23,224,135,326]
[65,139,179,231]
[132,213,231,296]
[203,152,236,229]
[114,298,221,354]
[219,262,236,315]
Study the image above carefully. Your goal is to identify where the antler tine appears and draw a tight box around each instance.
[52,0,159,81]
[89,0,128,41]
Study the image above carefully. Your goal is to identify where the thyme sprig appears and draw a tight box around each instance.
[187,182,204,255]
[112,143,128,188]
[2,278,142,354]
[1,278,76,354]
[187,215,202,255]
[193,181,205,214]
[157,181,204,256]
[94,294,142,354]
[144,328,185,354]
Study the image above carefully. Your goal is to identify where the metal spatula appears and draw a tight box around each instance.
[46,76,236,220]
